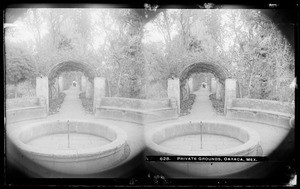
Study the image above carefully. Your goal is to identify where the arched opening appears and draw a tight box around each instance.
[47,61,97,81]
[179,62,230,114]
[46,61,97,114]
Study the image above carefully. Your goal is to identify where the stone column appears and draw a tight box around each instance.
[188,77,194,93]
[58,76,64,92]
[216,80,222,100]
[211,78,216,94]
[36,76,49,113]
[81,76,87,92]
[168,78,180,115]
[93,77,109,112]
[224,79,237,115]
[86,80,93,99]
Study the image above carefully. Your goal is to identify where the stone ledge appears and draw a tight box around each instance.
[6,97,47,124]
[229,98,294,115]
[145,121,261,177]
[99,97,172,110]
[95,97,179,124]
[10,120,128,175]
[228,107,292,118]
[226,98,294,129]
[6,107,47,124]
[6,97,41,109]
[7,106,44,111]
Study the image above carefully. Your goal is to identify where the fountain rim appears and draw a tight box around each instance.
[11,119,127,158]
[146,120,260,156]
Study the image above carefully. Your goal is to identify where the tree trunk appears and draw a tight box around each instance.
[248,62,255,97]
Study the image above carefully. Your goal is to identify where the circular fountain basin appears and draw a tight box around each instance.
[146,121,262,177]
[11,120,127,175]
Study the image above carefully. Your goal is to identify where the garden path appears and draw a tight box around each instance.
[181,87,218,121]
[48,85,92,120]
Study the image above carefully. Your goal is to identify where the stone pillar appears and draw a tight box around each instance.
[211,78,216,94]
[224,79,237,115]
[58,76,64,92]
[168,78,180,115]
[188,78,194,93]
[216,80,222,100]
[81,76,87,92]
[93,77,109,112]
[36,76,49,113]
[86,80,93,99]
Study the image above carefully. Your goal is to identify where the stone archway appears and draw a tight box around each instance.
[47,61,97,81]
[180,62,230,87]
[35,61,109,114]
[179,62,230,105]
[167,62,236,115]
[47,61,97,113]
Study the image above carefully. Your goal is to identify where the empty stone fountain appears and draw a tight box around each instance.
[9,120,128,175]
[146,121,262,177]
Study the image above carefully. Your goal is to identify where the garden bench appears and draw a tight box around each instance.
[226,98,294,129]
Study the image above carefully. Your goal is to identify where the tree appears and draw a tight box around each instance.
[5,41,36,98]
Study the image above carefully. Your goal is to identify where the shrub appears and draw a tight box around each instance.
[180,94,196,115]
[49,92,66,114]
[209,94,224,114]
[79,92,93,113]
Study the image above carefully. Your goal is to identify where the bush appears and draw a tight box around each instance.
[79,92,93,113]
[49,92,66,114]
[6,81,35,99]
[146,82,168,99]
[180,94,196,115]
[209,94,224,114]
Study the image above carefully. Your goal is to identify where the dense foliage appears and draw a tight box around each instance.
[79,92,93,113]
[5,41,36,98]
[49,92,66,114]
[5,8,295,103]
[143,9,295,102]
[181,94,196,115]
[209,93,225,114]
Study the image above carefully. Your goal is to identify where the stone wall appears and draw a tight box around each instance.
[6,97,47,124]
[230,98,294,114]
[226,98,294,129]
[95,97,178,124]
[99,97,171,110]
[6,97,40,109]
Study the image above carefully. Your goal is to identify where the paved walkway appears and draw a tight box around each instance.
[178,87,221,122]
[190,87,216,118]
[48,85,93,120]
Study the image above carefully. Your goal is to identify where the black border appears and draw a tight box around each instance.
[2,1,298,187]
